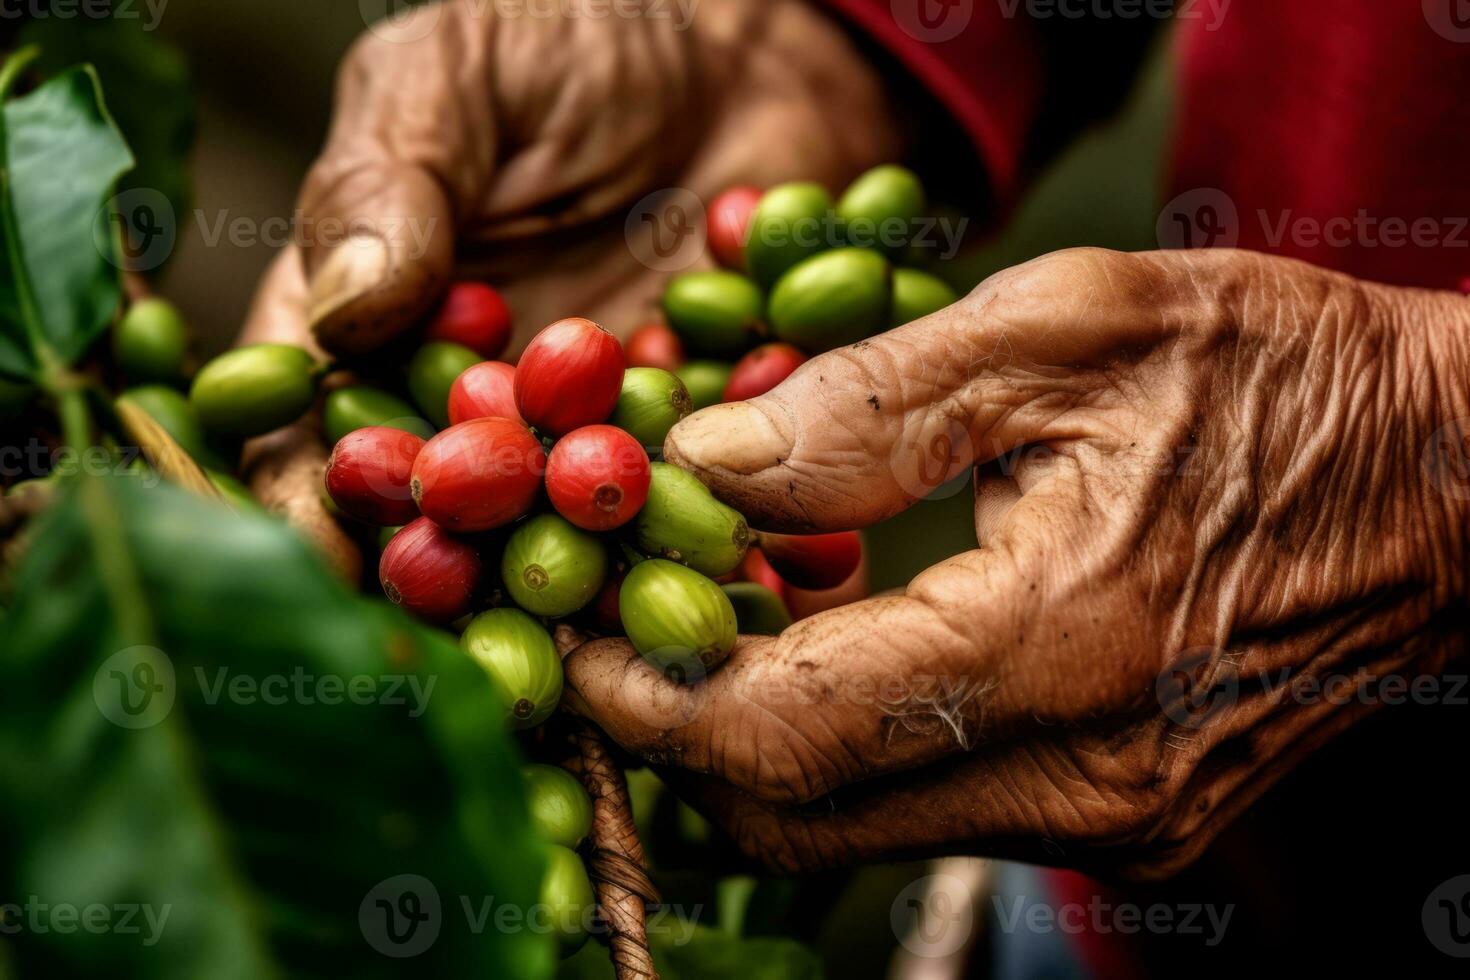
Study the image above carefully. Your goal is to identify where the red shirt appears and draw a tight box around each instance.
[826,0,1470,291]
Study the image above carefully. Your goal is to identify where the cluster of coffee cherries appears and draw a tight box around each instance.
[322,283,862,735]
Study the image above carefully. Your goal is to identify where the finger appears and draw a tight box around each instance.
[663,247,1207,532]
[567,454,1129,805]
[655,738,1108,875]
[553,623,588,660]
[296,15,475,356]
[566,550,1036,805]
[239,246,326,354]
[241,418,362,584]
[972,466,1021,547]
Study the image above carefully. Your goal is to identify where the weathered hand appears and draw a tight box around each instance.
[566,247,1470,880]
[235,0,898,571]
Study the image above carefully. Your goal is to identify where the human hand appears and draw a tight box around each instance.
[235,0,899,569]
[566,247,1470,880]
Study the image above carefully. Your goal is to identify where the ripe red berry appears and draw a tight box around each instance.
[546,425,650,531]
[324,426,425,525]
[624,322,685,372]
[425,282,513,359]
[514,318,624,437]
[410,418,546,531]
[758,531,863,591]
[723,342,807,402]
[586,563,628,634]
[740,547,789,600]
[379,516,482,622]
[707,185,762,270]
[449,360,522,426]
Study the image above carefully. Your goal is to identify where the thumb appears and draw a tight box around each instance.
[663,248,1193,532]
[296,15,473,357]
[301,162,454,358]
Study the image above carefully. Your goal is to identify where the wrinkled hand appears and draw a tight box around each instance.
[236,0,897,571]
[566,248,1470,880]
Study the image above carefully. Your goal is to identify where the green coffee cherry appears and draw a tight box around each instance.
[675,360,733,412]
[634,462,748,577]
[323,385,433,444]
[113,297,190,384]
[890,268,959,327]
[610,367,691,451]
[837,164,924,253]
[768,247,891,352]
[539,844,595,955]
[0,376,35,421]
[407,341,481,430]
[722,582,793,636]
[461,608,564,729]
[620,558,738,675]
[523,764,594,848]
[662,270,764,357]
[745,182,834,287]
[119,384,228,470]
[190,344,318,438]
[502,514,608,617]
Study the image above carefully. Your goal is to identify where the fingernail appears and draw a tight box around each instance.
[307,234,389,327]
[664,402,793,476]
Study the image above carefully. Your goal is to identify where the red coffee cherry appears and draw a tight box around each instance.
[740,547,789,600]
[623,322,685,372]
[707,185,762,271]
[514,317,624,437]
[379,516,482,622]
[425,282,513,359]
[410,418,546,531]
[448,360,522,426]
[758,531,863,591]
[722,342,807,402]
[545,425,651,531]
[324,426,426,525]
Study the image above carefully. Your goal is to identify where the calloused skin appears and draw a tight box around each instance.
[238,0,896,577]
[241,2,1470,880]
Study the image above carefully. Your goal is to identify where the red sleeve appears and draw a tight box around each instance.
[1169,0,1470,291]
[820,0,1045,209]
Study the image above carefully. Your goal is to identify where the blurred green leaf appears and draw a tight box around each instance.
[559,924,823,980]
[21,14,197,237]
[0,476,555,977]
[0,64,133,380]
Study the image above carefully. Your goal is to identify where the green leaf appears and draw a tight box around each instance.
[558,923,824,980]
[0,65,134,379]
[21,13,197,237]
[0,476,555,977]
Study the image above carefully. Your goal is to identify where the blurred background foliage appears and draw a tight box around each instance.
[2,1,1174,975]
